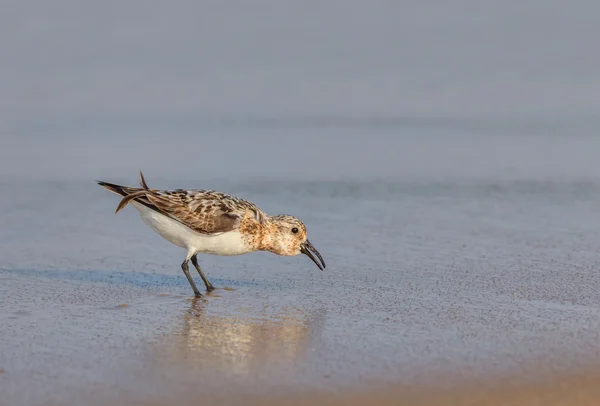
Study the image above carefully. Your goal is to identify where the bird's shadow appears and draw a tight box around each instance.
[0,267,260,290]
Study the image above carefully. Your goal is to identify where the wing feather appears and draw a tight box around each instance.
[102,172,265,235]
[146,189,264,235]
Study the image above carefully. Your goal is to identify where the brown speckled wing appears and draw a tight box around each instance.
[146,189,265,235]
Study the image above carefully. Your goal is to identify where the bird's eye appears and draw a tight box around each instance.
[291,227,299,234]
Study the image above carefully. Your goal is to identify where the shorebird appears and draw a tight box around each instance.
[97,172,325,297]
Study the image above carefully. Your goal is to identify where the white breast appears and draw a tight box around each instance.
[131,202,253,256]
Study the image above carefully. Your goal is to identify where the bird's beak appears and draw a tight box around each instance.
[300,239,326,270]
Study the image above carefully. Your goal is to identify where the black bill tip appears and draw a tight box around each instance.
[300,239,326,270]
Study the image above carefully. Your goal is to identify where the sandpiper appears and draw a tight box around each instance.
[97,172,325,297]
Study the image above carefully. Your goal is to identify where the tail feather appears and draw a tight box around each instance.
[139,170,150,190]
[97,171,155,214]
[114,190,148,214]
[96,180,131,197]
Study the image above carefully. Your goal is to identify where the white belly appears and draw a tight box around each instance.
[131,202,252,256]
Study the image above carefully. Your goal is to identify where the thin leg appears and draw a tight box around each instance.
[191,254,215,292]
[181,259,202,297]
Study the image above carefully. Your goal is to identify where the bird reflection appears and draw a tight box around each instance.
[155,295,325,378]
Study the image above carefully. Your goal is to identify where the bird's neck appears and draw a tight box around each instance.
[257,218,283,254]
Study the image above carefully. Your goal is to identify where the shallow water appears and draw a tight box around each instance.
[4,161,600,405]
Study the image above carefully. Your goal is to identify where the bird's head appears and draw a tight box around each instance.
[261,214,326,270]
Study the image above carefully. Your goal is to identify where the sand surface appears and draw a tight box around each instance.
[4,173,600,405]
[127,369,600,406]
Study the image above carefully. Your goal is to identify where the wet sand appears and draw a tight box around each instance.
[242,369,600,406]
[4,175,600,405]
[3,268,600,406]
[127,368,600,406]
